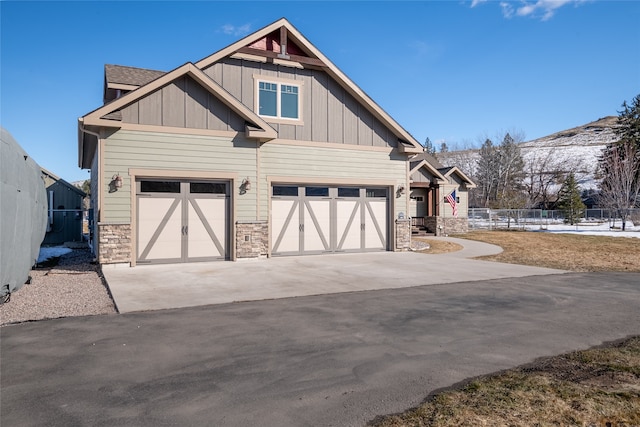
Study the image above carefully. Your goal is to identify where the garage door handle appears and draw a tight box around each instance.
[182,226,188,235]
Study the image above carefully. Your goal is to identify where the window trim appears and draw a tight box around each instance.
[254,75,304,125]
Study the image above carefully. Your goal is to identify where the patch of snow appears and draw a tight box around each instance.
[38,246,73,263]
[531,222,640,239]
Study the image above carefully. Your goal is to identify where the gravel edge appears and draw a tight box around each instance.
[0,249,117,326]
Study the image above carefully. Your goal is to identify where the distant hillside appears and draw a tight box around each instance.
[438,116,620,189]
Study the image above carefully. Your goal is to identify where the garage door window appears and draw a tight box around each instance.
[140,180,180,193]
[273,186,299,196]
[338,187,359,197]
[366,188,386,197]
[305,187,329,197]
[190,182,226,194]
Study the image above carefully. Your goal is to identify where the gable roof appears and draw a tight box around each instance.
[196,18,423,153]
[409,158,447,182]
[79,62,277,168]
[438,166,477,188]
[41,168,87,197]
[79,17,425,168]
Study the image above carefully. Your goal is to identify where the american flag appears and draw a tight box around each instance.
[446,190,458,217]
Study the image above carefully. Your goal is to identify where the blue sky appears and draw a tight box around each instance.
[1,1,639,183]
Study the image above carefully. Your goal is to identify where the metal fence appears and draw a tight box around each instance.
[467,208,640,230]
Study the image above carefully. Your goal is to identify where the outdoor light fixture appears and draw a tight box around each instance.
[240,177,251,195]
[396,185,405,198]
[242,177,251,191]
[108,173,124,193]
[113,173,123,189]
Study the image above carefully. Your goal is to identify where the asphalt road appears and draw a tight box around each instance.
[2,272,639,426]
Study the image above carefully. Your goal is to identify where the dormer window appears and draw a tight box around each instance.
[255,76,303,123]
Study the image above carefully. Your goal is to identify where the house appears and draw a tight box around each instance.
[41,168,87,245]
[409,152,476,235]
[78,17,462,267]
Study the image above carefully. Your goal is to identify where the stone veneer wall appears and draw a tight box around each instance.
[236,221,268,258]
[98,223,131,264]
[395,219,411,251]
[424,216,468,236]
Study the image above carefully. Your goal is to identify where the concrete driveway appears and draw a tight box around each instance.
[102,237,564,313]
[2,272,639,426]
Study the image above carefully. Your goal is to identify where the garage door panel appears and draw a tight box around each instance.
[364,200,387,249]
[272,186,389,256]
[138,198,182,261]
[188,199,226,259]
[304,200,330,251]
[336,201,360,251]
[272,200,300,253]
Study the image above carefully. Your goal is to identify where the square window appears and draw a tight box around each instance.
[257,80,300,120]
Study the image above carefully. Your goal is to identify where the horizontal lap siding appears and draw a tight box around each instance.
[259,143,407,221]
[102,130,257,223]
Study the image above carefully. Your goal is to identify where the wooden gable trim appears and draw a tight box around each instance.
[409,159,447,182]
[81,62,277,141]
[195,18,423,152]
[442,166,477,188]
[236,47,326,68]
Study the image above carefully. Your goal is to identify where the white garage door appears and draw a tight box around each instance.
[137,180,229,264]
[271,186,388,256]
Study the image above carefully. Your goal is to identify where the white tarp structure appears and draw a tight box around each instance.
[1,127,47,297]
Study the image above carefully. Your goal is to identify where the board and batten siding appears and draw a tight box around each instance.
[119,76,245,132]
[411,168,437,184]
[101,130,257,223]
[202,58,399,149]
[259,143,407,221]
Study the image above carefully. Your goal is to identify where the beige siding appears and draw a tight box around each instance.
[101,130,257,223]
[202,58,399,148]
[440,184,469,218]
[259,143,407,221]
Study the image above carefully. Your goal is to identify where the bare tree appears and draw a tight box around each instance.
[598,143,640,230]
[522,148,587,209]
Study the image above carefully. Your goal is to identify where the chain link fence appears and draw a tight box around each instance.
[468,208,640,230]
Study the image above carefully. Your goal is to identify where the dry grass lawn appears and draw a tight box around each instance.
[370,231,640,426]
[372,337,640,427]
[412,238,463,254]
[457,230,640,272]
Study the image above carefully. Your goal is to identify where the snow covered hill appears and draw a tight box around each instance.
[438,116,620,190]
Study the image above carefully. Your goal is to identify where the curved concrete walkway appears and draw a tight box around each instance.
[102,238,564,313]
[427,236,504,258]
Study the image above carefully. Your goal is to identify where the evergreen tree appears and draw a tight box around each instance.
[439,142,449,153]
[557,173,585,225]
[422,137,436,155]
[476,138,499,207]
[615,93,640,150]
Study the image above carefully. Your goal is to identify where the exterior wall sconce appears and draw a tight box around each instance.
[240,177,251,195]
[396,185,405,198]
[109,173,123,193]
